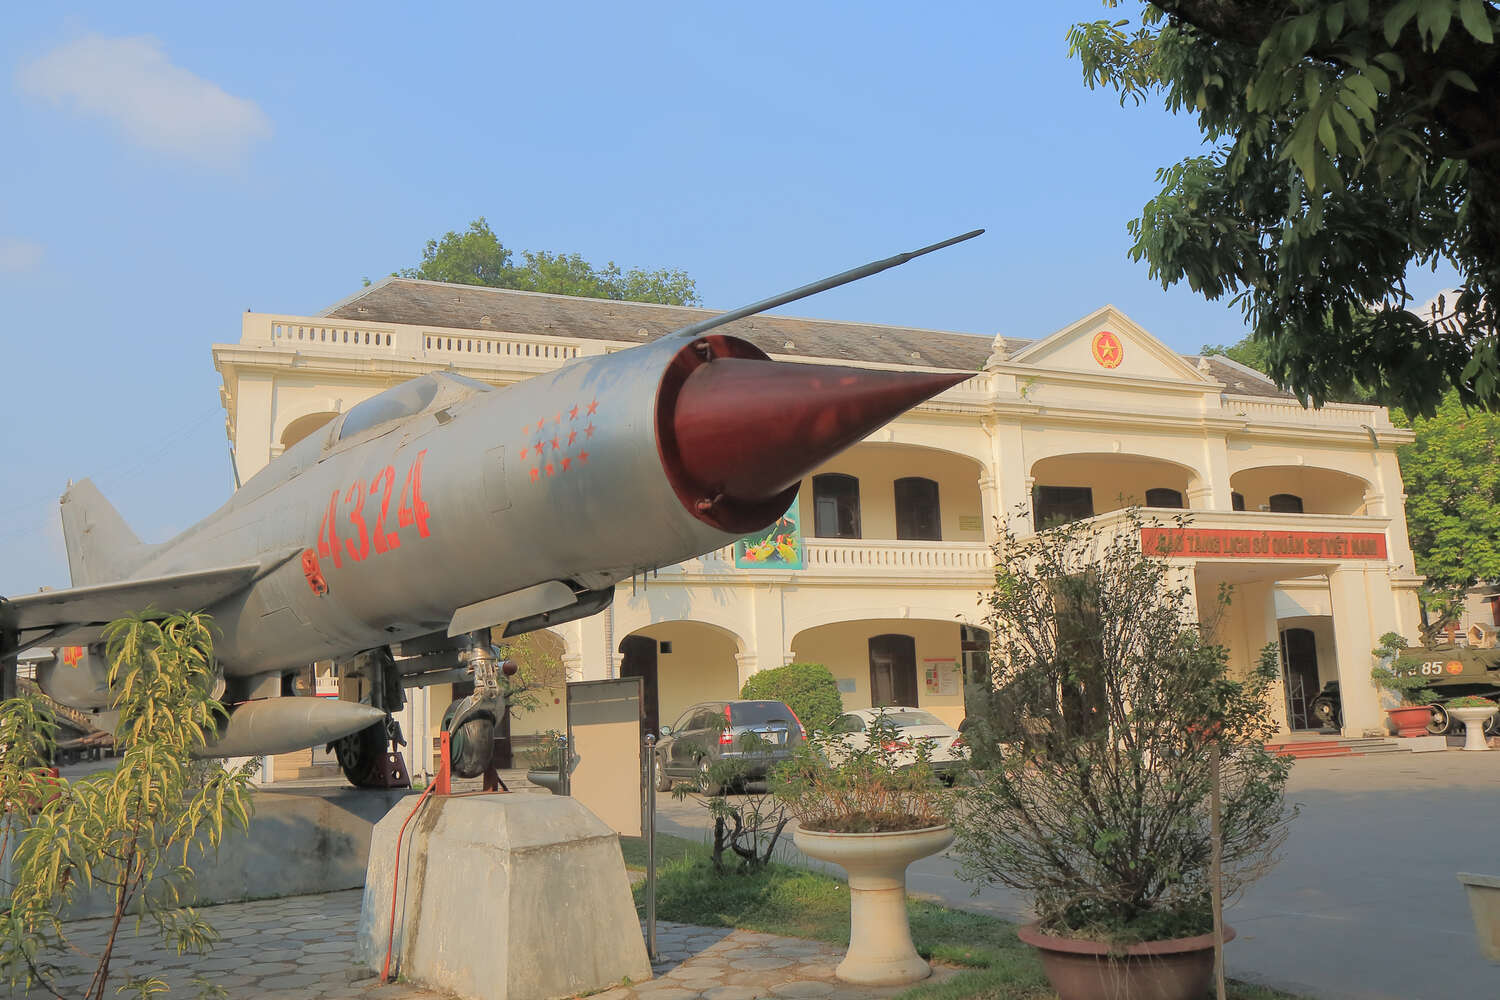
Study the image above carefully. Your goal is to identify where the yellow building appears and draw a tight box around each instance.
[212,279,1424,776]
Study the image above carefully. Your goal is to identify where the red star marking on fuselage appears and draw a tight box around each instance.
[578,451,590,464]
[551,437,561,451]
[536,418,545,431]
[567,429,577,446]
[569,405,579,420]
[519,446,529,459]
[562,457,572,471]
[586,399,598,416]
[585,423,595,439]
[555,413,562,425]
[530,468,540,482]
[545,463,555,476]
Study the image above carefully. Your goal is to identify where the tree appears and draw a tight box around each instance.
[739,662,843,734]
[1395,390,1500,630]
[0,612,255,1000]
[400,217,700,305]
[1069,1,1500,415]
[953,509,1292,939]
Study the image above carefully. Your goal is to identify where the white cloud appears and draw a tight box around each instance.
[0,238,43,273]
[16,34,272,168]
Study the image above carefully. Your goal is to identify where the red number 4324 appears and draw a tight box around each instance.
[316,450,431,570]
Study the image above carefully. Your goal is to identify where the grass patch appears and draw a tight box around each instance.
[629,840,1307,1000]
[619,832,704,870]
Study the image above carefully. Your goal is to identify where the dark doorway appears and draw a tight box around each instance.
[619,634,660,737]
[869,634,918,707]
[814,473,862,538]
[1281,627,1320,730]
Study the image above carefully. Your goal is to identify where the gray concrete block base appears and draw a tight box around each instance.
[358,792,651,1000]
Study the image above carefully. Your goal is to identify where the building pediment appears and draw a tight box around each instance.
[1006,306,1215,385]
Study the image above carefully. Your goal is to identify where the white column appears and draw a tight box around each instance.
[1327,567,1397,736]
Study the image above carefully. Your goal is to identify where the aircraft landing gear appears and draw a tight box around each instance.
[332,647,411,789]
[441,629,515,779]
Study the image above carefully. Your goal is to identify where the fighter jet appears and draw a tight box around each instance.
[0,231,982,785]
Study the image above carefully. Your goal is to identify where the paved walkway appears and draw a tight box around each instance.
[32,891,957,999]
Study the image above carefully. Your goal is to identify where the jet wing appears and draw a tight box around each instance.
[1,554,293,652]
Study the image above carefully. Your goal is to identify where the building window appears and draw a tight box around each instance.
[895,477,942,541]
[1232,492,1246,511]
[813,474,862,538]
[1032,485,1094,529]
[1269,493,1304,513]
[1144,488,1184,509]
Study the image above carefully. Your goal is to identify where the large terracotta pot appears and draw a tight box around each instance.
[1017,923,1233,1000]
[1386,705,1435,738]
[792,824,954,985]
[1449,706,1498,751]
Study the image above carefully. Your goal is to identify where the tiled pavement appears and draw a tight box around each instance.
[27,890,959,999]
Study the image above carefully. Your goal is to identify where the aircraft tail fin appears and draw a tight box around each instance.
[59,480,160,586]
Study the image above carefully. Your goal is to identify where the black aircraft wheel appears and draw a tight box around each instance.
[1427,704,1451,736]
[441,701,496,779]
[335,721,390,788]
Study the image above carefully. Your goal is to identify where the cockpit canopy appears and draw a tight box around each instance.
[336,372,491,442]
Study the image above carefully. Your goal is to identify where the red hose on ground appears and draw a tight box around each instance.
[381,771,438,982]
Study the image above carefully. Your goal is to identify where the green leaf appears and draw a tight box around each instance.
[1460,0,1494,42]
[1418,0,1454,49]
[1326,2,1347,37]
[1383,0,1421,44]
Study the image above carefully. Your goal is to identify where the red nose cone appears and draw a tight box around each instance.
[658,344,970,532]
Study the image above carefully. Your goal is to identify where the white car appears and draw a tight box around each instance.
[827,707,968,780]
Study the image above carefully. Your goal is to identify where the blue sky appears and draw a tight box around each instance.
[0,3,1458,597]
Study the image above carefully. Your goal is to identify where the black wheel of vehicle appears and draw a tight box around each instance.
[698,757,721,796]
[655,754,673,792]
[335,721,389,788]
[1427,704,1451,736]
[448,715,495,779]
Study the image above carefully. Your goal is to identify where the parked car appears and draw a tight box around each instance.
[654,699,806,793]
[828,707,968,782]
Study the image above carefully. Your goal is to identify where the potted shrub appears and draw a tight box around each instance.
[1446,696,1498,752]
[772,718,952,986]
[520,729,575,793]
[952,510,1293,1000]
[1370,633,1441,737]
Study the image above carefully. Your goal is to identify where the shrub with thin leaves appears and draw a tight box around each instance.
[0,611,256,1000]
[952,508,1293,944]
[772,715,947,833]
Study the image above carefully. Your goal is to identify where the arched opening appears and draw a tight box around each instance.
[789,618,970,728]
[1029,453,1199,528]
[279,411,339,450]
[1230,466,1370,515]
[622,621,743,738]
[799,444,986,543]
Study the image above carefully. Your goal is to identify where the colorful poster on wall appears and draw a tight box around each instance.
[734,498,804,570]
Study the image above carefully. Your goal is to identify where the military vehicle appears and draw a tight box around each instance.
[1310,645,1500,735]
[0,231,983,785]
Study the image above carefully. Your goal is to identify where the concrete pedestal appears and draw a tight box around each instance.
[357,793,650,1000]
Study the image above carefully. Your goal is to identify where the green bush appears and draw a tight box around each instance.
[740,662,842,733]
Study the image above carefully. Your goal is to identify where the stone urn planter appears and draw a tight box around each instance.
[1457,873,1500,960]
[526,768,562,793]
[1450,706,1499,751]
[1385,705,1434,738]
[1017,923,1234,1000]
[792,824,954,985]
